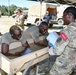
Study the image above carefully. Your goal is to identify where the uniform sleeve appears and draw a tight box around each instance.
[53,40,69,55]
[52,29,69,55]
[1,35,10,45]
[60,30,68,36]
[60,26,73,40]
[50,24,76,55]
[20,36,27,44]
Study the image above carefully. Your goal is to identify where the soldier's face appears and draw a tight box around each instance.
[40,25,48,34]
[63,13,70,25]
[63,12,74,25]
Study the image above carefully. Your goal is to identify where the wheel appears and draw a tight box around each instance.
[57,18,64,25]
[35,20,42,26]
[48,23,53,28]
[48,20,53,28]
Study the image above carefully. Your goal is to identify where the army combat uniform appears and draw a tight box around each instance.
[49,22,76,75]
[15,14,25,29]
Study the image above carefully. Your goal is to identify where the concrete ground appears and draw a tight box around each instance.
[0,16,63,34]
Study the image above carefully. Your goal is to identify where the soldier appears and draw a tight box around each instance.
[47,7,76,75]
[1,25,31,56]
[43,11,52,24]
[22,21,48,47]
[14,8,25,29]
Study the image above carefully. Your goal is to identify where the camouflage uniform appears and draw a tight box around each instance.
[49,22,76,75]
[15,14,25,29]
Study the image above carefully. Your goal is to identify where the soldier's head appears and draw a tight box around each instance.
[14,8,22,15]
[9,25,22,40]
[63,7,76,25]
[39,21,48,35]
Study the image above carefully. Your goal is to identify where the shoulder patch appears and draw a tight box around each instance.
[60,32,68,41]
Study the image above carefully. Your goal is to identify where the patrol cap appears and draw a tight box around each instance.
[63,7,76,19]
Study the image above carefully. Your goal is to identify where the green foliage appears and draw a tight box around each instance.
[0,4,28,16]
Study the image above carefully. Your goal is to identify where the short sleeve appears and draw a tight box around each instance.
[1,35,10,45]
[20,36,27,44]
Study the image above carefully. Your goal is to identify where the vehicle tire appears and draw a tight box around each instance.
[27,23,31,26]
[0,69,7,75]
[36,20,42,26]
[48,23,53,28]
[57,18,64,25]
[35,18,43,26]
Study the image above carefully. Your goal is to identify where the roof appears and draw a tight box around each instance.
[28,0,76,6]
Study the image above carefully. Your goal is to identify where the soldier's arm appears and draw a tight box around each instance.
[1,43,16,56]
[15,41,30,55]
[34,41,47,47]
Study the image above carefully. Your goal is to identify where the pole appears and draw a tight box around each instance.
[40,0,42,21]
[37,0,42,25]
[8,0,10,17]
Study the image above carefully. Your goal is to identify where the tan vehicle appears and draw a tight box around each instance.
[25,3,70,26]
[25,3,57,26]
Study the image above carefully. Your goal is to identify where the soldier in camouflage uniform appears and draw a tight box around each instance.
[48,7,76,75]
[15,8,25,29]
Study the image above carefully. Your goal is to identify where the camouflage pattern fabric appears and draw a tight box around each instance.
[15,14,25,29]
[49,22,76,75]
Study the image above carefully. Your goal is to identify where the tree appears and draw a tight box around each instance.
[0,5,28,16]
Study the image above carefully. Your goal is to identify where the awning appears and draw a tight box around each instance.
[27,0,76,6]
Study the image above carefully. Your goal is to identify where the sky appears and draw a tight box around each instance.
[0,0,40,8]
